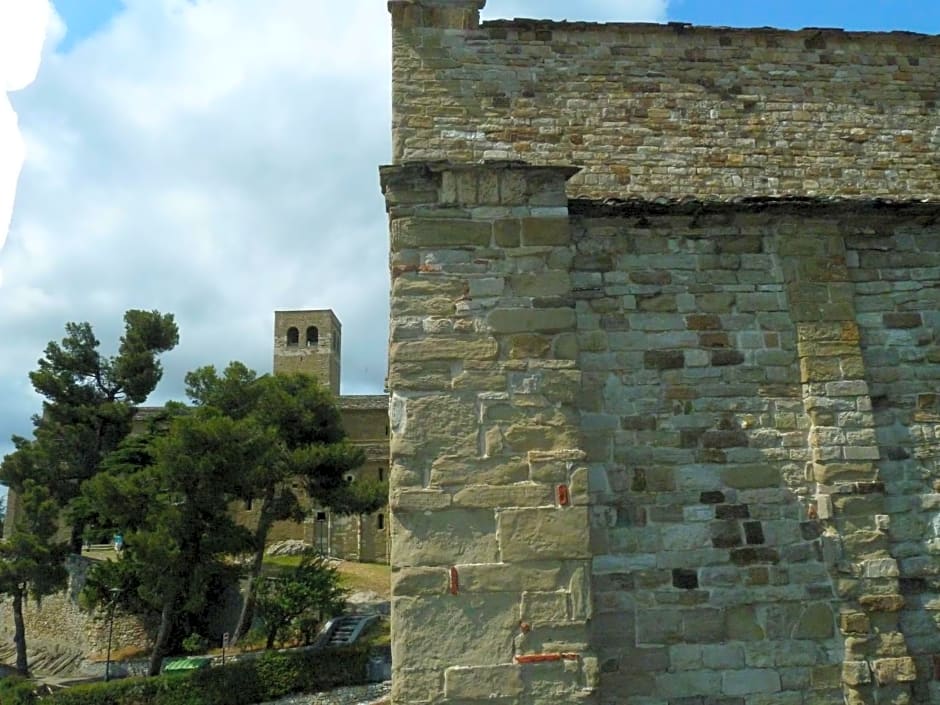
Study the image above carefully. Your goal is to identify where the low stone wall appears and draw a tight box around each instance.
[0,555,150,671]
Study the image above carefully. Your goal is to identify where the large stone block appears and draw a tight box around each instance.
[391,217,492,249]
[721,464,781,489]
[391,393,480,459]
[722,669,782,696]
[870,657,917,684]
[457,562,564,593]
[444,664,523,700]
[429,456,529,486]
[392,593,519,670]
[452,483,554,509]
[392,508,498,567]
[390,336,498,362]
[487,308,577,334]
[498,507,591,561]
[521,590,570,625]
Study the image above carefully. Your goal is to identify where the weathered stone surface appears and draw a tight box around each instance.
[390,337,498,362]
[721,465,781,489]
[393,567,450,596]
[871,657,917,685]
[457,562,563,593]
[444,664,523,700]
[487,308,577,334]
[392,593,519,670]
[452,483,553,508]
[520,590,570,625]
[392,394,480,458]
[498,507,590,561]
[392,217,492,248]
[385,12,940,705]
[392,509,498,567]
[793,602,834,639]
[722,669,782,696]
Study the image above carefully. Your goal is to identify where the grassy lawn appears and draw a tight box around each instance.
[262,556,390,599]
[84,549,391,598]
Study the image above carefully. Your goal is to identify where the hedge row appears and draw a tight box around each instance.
[3,646,369,705]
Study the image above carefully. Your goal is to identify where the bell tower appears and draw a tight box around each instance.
[273,309,341,395]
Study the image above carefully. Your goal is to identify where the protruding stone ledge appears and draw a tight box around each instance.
[380,161,580,212]
[389,0,486,31]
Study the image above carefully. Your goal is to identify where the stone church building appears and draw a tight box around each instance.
[383,2,940,704]
[236,308,389,563]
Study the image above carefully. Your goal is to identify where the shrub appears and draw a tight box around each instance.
[40,645,369,705]
[0,676,37,705]
[181,634,209,655]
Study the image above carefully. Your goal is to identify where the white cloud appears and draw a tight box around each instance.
[0,0,53,267]
[0,0,671,462]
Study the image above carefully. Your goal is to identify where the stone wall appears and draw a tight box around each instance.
[390,2,939,200]
[0,556,150,666]
[382,160,940,704]
[382,3,940,703]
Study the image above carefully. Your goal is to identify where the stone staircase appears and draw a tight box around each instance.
[0,642,85,677]
[316,614,377,649]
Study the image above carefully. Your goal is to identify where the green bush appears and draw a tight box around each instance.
[40,646,369,705]
[181,634,209,656]
[0,675,37,705]
[44,677,161,705]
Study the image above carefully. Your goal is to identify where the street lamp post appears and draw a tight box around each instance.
[104,587,122,682]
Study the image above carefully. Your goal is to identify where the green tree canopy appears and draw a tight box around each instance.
[1,310,179,552]
[184,363,383,640]
[79,408,266,675]
[0,481,69,674]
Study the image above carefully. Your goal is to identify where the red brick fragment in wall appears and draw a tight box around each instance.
[557,484,570,506]
[514,653,579,664]
[449,566,459,595]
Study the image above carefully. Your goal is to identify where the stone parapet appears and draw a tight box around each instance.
[389,5,940,199]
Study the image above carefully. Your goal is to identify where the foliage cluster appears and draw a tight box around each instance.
[254,552,347,649]
[0,311,387,676]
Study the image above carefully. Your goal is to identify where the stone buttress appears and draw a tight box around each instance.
[382,162,596,704]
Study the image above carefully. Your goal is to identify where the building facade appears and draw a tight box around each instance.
[384,2,940,704]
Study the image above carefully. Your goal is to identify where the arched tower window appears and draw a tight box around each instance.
[306,326,319,346]
[286,327,299,346]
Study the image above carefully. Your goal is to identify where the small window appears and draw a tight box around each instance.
[306,326,319,346]
[378,467,384,482]
[286,327,299,346]
[245,498,253,511]
[377,514,385,530]
[345,474,354,483]
[385,425,389,437]
[315,511,327,522]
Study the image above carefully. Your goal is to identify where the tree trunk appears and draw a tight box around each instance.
[232,495,276,642]
[70,520,85,555]
[149,599,175,676]
[12,587,28,676]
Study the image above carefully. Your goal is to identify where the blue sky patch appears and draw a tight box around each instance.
[52,0,125,53]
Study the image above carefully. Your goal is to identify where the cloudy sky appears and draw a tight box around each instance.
[1,0,938,468]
